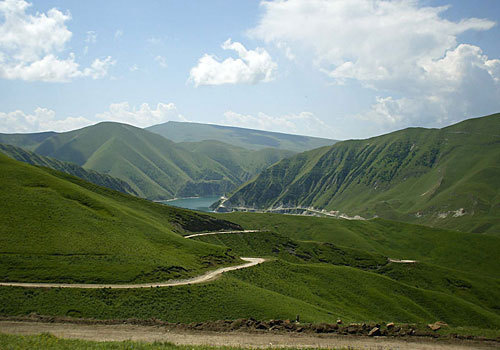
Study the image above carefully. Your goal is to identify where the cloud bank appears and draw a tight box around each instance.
[250,0,500,130]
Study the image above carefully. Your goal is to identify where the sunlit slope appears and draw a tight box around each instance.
[0,154,241,284]
[3,227,499,330]
[222,114,500,234]
[147,121,337,152]
[215,212,500,278]
[0,143,137,196]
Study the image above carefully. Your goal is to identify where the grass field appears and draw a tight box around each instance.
[0,154,241,284]
[1,155,499,337]
[214,212,500,277]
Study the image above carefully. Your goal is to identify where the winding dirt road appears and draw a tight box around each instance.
[0,257,266,289]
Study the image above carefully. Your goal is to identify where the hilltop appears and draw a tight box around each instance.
[219,114,500,234]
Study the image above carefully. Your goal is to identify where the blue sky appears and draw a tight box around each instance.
[1,0,499,139]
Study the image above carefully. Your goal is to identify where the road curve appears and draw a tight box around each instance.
[184,229,261,239]
[0,257,266,289]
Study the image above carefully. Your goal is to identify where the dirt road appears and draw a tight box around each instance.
[184,229,262,239]
[0,257,266,289]
[0,321,496,350]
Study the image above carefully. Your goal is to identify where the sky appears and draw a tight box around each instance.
[0,0,499,140]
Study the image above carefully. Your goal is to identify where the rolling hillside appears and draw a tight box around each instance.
[2,209,499,332]
[219,114,500,234]
[177,140,294,184]
[0,153,241,283]
[147,121,337,152]
[0,143,137,196]
[1,122,293,200]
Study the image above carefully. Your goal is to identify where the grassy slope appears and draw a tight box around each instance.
[13,122,293,200]
[32,122,234,199]
[147,121,337,152]
[0,143,138,196]
[222,114,500,234]
[194,230,500,323]
[177,140,295,183]
[215,212,500,277]
[0,154,242,283]
[1,206,499,330]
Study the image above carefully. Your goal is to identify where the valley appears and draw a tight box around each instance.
[0,115,499,349]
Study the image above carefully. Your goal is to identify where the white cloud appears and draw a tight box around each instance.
[223,110,334,138]
[129,64,139,72]
[0,102,187,133]
[0,107,92,133]
[357,44,500,131]
[96,102,187,128]
[0,0,114,82]
[114,29,123,39]
[250,0,500,129]
[189,39,277,86]
[155,55,167,68]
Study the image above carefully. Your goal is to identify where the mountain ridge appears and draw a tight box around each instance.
[218,113,500,234]
[147,120,337,152]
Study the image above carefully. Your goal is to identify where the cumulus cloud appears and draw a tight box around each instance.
[0,107,92,133]
[250,0,500,129]
[189,39,277,86]
[96,102,187,128]
[0,0,114,82]
[223,110,334,138]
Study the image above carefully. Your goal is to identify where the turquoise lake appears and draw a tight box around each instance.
[161,196,221,212]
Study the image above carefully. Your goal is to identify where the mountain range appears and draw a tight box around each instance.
[218,114,500,235]
[146,121,336,152]
[0,122,294,200]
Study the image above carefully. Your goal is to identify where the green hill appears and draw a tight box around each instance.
[0,153,242,283]
[177,140,294,183]
[147,121,337,152]
[15,122,291,200]
[2,211,500,332]
[0,143,137,196]
[220,114,500,234]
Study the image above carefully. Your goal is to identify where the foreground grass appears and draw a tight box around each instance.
[0,333,349,350]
